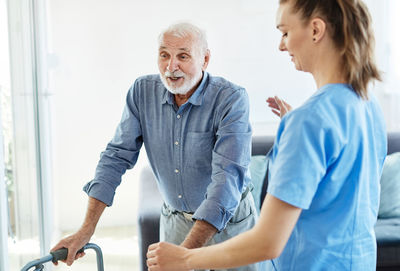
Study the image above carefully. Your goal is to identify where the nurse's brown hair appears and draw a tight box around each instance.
[280,0,381,99]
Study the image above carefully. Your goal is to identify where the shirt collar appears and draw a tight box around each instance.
[161,72,209,106]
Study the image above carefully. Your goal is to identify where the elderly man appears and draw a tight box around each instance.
[52,22,259,271]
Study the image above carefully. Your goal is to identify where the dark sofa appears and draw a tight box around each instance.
[137,132,400,271]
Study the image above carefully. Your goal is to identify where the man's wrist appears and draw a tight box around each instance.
[181,237,204,249]
[78,223,96,238]
[181,220,217,249]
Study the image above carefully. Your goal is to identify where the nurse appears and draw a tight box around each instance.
[146,0,387,270]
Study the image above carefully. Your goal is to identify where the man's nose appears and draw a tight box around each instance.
[167,57,179,72]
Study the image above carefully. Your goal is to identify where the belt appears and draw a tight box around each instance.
[166,186,252,222]
[169,208,195,221]
[182,212,194,221]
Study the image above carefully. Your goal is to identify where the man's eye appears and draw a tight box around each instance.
[282,33,288,38]
[160,53,168,58]
[179,55,189,60]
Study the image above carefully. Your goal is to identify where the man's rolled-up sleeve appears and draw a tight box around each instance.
[83,83,143,206]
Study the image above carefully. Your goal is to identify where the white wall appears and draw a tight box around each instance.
[47,0,399,231]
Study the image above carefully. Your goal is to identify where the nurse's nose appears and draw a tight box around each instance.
[279,38,287,52]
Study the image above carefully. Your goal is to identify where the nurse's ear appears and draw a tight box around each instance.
[310,18,326,43]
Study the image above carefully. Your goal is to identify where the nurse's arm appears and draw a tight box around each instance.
[146,194,301,271]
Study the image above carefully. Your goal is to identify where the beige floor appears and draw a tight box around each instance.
[52,226,140,271]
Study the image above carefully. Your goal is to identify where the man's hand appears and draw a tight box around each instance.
[147,242,192,271]
[50,229,92,266]
[51,197,106,266]
[266,96,292,119]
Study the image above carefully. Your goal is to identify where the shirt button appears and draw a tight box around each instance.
[175,169,179,173]
[174,141,179,146]
[178,195,182,199]
[177,114,181,119]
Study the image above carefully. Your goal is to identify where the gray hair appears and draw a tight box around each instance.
[158,22,209,55]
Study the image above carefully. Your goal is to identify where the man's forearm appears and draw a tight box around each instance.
[51,196,107,266]
[79,197,107,235]
[181,220,217,249]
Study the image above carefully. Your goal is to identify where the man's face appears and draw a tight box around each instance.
[158,33,209,95]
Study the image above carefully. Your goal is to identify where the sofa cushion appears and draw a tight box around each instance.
[375,217,400,267]
[379,152,400,218]
[249,155,268,213]
[375,217,400,245]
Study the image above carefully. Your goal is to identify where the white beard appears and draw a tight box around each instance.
[160,71,202,95]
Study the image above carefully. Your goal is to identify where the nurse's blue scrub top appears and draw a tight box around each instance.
[267,84,387,270]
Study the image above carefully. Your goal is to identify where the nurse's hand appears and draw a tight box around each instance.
[146,242,192,271]
[266,96,292,119]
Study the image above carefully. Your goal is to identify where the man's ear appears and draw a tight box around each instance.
[202,49,211,70]
[310,17,326,43]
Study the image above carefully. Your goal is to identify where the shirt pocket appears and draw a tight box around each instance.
[184,131,215,169]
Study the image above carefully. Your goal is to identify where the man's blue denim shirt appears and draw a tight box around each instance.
[83,72,252,231]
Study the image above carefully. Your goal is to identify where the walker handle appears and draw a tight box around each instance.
[50,247,85,263]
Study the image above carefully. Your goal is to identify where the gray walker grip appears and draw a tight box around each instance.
[50,247,84,263]
[20,243,104,271]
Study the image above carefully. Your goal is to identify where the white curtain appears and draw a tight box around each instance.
[366,0,400,131]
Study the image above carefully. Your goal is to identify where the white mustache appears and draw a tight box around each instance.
[164,71,185,78]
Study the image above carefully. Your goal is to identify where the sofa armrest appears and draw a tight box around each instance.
[137,165,163,271]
